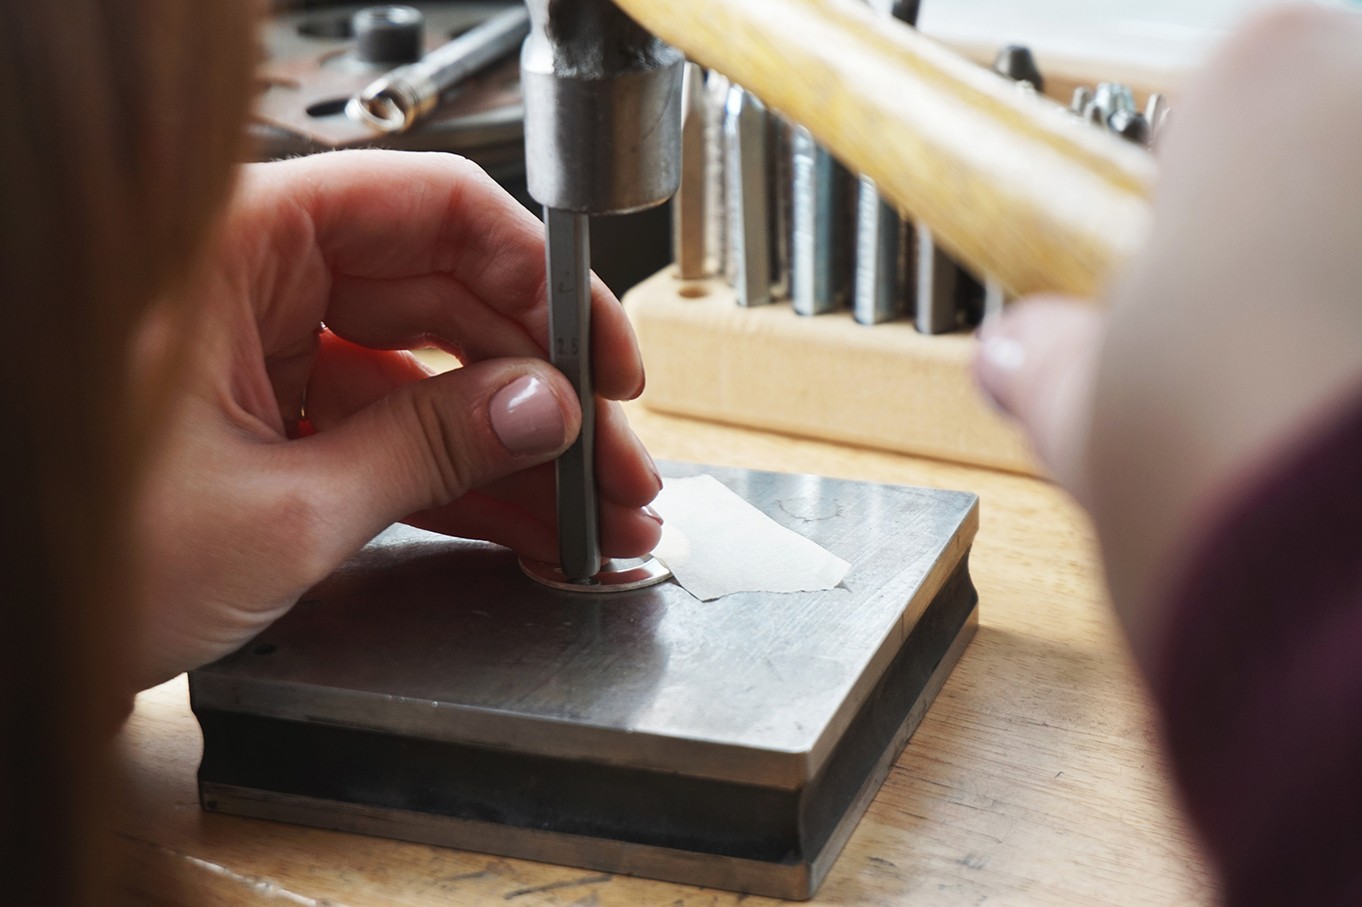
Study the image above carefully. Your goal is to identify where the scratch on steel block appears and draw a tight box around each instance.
[503,873,614,900]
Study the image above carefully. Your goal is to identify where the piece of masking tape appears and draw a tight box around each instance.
[651,474,851,601]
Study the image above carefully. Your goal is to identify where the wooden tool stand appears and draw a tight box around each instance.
[625,270,1039,474]
[190,464,979,900]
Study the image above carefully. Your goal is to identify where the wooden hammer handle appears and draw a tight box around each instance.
[615,0,1155,299]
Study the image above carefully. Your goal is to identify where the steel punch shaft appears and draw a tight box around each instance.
[544,208,600,582]
[520,0,682,585]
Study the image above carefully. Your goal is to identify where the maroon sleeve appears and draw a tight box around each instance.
[1153,390,1362,907]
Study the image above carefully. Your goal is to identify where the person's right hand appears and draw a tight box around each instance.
[974,4,1362,664]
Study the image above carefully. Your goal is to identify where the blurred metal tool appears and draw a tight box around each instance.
[1107,107,1151,146]
[853,0,917,325]
[1092,82,1137,120]
[990,44,1044,93]
[1073,81,1154,147]
[915,226,960,334]
[674,62,707,279]
[853,178,908,324]
[1071,86,1093,115]
[705,71,732,279]
[1090,83,1147,145]
[768,115,794,300]
[348,5,530,134]
[1145,92,1169,143]
[791,124,843,316]
[1146,93,1168,127]
[725,86,772,307]
[885,0,921,19]
[969,40,1046,323]
[982,279,1007,321]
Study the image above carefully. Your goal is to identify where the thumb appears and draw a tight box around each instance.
[973,297,1105,502]
[299,358,578,558]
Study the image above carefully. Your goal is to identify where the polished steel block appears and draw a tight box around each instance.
[191,463,979,900]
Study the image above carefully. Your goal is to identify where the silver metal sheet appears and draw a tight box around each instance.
[191,464,978,790]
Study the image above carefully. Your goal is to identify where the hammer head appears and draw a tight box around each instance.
[521,0,684,215]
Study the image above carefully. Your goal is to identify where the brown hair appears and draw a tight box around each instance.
[0,2,257,902]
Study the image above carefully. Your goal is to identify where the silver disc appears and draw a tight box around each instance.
[518,555,673,593]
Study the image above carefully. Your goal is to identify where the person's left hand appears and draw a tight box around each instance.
[130,150,662,690]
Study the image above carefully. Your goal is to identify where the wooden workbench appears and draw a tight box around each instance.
[114,399,1216,904]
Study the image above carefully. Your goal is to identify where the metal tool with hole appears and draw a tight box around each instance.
[256,1,527,156]
[347,4,529,133]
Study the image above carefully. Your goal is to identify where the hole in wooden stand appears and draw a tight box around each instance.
[677,283,709,299]
[306,97,350,118]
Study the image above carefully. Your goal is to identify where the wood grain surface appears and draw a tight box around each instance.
[625,270,1039,475]
[614,0,1155,301]
[114,402,1217,905]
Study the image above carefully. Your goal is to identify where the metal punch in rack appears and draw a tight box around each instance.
[629,37,1172,475]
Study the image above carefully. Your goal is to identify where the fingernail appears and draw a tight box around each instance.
[489,375,567,455]
[979,332,1027,374]
[642,505,663,526]
[643,446,662,494]
[977,311,1028,373]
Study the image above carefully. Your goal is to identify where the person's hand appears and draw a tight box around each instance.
[130,150,662,690]
[973,5,1362,664]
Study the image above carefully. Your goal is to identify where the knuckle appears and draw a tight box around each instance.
[253,483,337,591]
[407,390,477,504]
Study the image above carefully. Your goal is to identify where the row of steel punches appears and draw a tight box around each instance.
[672,32,1168,334]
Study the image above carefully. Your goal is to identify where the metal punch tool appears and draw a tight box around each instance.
[725,85,772,308]
[704,71,732,280]
[519,0,682,588]
[791,124,844,316]
[674,62,708,280]
[853,0,919,325]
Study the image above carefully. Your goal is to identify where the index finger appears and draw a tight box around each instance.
[242,149,644,400]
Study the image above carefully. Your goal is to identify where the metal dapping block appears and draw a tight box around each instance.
[189,463,979,900]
